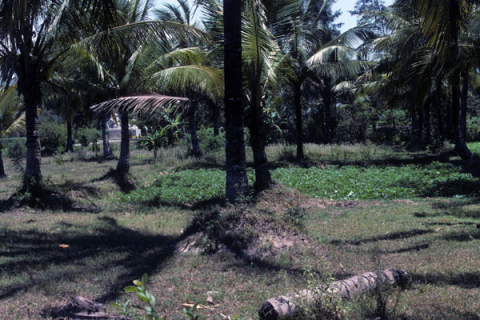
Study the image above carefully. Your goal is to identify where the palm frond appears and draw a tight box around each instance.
[4,111,25,136]
[0,85,19,117]
[91,94,190,115]
[153,66,224,101]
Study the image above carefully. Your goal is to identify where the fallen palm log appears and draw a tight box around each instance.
[258,269,409,320]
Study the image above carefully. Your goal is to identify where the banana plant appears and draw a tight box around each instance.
[0,85,25,178]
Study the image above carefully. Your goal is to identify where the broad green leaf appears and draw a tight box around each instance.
[124,286,138,293]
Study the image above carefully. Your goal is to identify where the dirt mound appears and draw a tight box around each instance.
[178,186,330,260]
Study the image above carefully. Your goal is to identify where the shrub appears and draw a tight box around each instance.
[39,121,67,156]
[76,127,101,148]
[467,117,480,141]
[7,140,26,172]
[198,127,225,152]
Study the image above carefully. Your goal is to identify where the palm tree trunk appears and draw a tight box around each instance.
[23,94,43,191]
[249,99,271,192]
[212,102,220,136]
[410,104,419,145]
[100,112,114,160]
[424,98,432,145]
[434,80,444,146]
[418,102,424,144]
[454,70,472,160]
[323,97,331,144]
[294,82,304,160]
[188,104,202,157]
[448,74,460,141]
[116,110,130,174]
[224,0,249,202]
[66,120,74,152]
[0,139,6,178]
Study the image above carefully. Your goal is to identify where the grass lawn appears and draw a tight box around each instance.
[0,143,479,319]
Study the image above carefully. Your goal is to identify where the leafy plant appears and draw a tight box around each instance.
[111,274,203,320]
[111,274,163,320]
[182,302,200,320]
[7,140,26,172]
[137,128,168,160]
[273,162,479,200]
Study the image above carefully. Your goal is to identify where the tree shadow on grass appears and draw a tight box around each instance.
[91,168,135,193]
[0,215,181,305]
[330,229,434,246]
[395,311,480,320]
[373,243,431,255]
[136,196,226,211]
[410,271,480,289]
[442,229,480,242]
[0,189,100,213]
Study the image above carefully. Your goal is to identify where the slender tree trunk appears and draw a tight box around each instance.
[322,95,331,144]
[116,110,130,174]
[418,102,424,144]
[294,82,304,160]
[23,93,43,191]
[181,126,188,145]
[424,98,432,145]
[454,70,472,160]
[410,104,418,145]
[434,80,444,146]
[212,102,220,136]
[66,120,74,152]
[224,0,249,202]
[188,104,202,157]
[448,74,460,141]
[249,98,271,192]
[0,138,6,178]
[100,112,114,160]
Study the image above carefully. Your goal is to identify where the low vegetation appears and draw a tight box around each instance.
[1,143,480,319]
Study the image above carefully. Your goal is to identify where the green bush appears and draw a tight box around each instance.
[75,127,101,148]
[198,128,225,152]
[7,140,26,172]
[39,121,67,155]
[467,117,480,141]
[76,127,102,155]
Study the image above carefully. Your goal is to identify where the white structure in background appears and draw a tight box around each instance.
[106,112,141,140]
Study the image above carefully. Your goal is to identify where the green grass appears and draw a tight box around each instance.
[0,143,480,319]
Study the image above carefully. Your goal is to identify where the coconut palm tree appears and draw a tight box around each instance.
[270,0,344,158]
[371,0,477,157]
[242,0,292,190]
[306,29,374,143]
[75,0,206,175]
[0,0,116,192]
[152,0,222,157]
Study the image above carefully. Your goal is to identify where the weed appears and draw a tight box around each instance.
[284,206,308,228]
[112,274,202,320]
[7,140,26,172]
[295,266,348,320]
